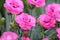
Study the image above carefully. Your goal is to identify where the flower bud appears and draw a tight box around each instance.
[0,17,5,26]
[10,22,17,29]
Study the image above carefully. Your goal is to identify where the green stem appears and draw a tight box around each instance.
[47,31,56,38]
[12,14,16,21]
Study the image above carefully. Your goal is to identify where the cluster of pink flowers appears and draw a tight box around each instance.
[3,0,60,39]
[27,0,45,7]
[4,0,24,14]
[0,31,18,40]
[15,13,36,30]
[38,3,60,39]
[4,0,46,14]
[38,3,60,29]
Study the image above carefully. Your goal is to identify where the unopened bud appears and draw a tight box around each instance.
[10,22,17,29]
[23,30,28,37]
[29,4,35,9]
[0,17,5,26]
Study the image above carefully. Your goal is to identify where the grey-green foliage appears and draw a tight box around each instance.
[0,0,60,40]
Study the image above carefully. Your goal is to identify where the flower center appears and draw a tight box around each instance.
[10,2,19,8]
[35,0,37,1]
[44,18,51,23]
[50,7,55,12]
[23,18,31,23]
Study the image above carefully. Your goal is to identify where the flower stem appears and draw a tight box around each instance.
[47,31,56,38]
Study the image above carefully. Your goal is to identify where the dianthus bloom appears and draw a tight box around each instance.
[56,28,60,39]
[21,37,31,40]
[38,14,56,29]
[4,0,24,14]
[27,0,45,7]
[1,31,18,40]
[15,13,36,30]
[42,38,49,40]
[45,3,59,17]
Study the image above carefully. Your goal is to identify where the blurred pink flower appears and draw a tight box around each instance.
[57,34,60,39]
[54,6,60,22]
[4,0,24,14]
[45,3,59,17]
[38,14,56,29]
[15,13,36,30]
[42,38,49,40]
[1,31,18,40]
[21,37,31,40]
[0,37,1,40]
[0,39,1,40]
[56,28,60,39]
[56,28,60,34]
[27,0,45,7]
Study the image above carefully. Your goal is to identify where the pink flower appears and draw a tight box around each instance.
[0,39,1,40]
[57,34,60,39]
[0,37,1,40]
[27,0,45,7]
[56,28,60,39]
[38,14,56,29]
[4,0,24,14]
[45,3,59,17]
[42,38,49,40]
[54,6,60,22]
[21,37,31,40]
[56,28,60,34]
[1,31,18,40]
[15,13,36,30]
